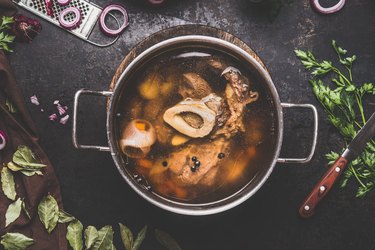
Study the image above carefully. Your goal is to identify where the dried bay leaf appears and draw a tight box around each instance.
[155,229,182,250]
[132,226,147,250]
[13,145,46,169]
[20,170,43,176]
[84,225,99,249]
[38,194,59,233]
[1,232,34,250]
[5,197,23,227]
[22,201,31,220]
[5,99,17,114]
[7,162,23,172]
[91,225,114,250]
[119,223,133,250]
[67,220,83,250]
[58,210,75,223]
[1,166,16,200]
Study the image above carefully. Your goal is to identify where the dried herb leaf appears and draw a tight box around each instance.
[7,162,23,172]
[67,220,83,250]
[132,225,147,250]
[119,223,133,250]
[155,229,182,250]
[0,232,34,250]
[5,197,23,227]
[20,170,43,176]
[1,166,16,200]
[58,210,75,223]
[38,194,59,233]
[85,226,99,249]
[13,145,46,169]
[22,201,31,220]
[91,225,114,250]
[5,99,17,113]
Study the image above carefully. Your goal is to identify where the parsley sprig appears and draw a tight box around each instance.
[295,40,375,197]
[0,16,15,52]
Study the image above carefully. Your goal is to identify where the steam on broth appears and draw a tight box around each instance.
[116,49,277,204]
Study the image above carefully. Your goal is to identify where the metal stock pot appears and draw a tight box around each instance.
[72,34,318,216]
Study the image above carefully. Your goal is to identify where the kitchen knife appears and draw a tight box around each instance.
[299,112,375,218]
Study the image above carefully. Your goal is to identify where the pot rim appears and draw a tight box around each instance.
[107,35,284,216]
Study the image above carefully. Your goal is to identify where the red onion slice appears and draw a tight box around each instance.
[0,131,7,150]
[148,0,166,6]
[57,0,72,6]
[45,0,54,17]
[99,4,129,37]
[59,7,82,30]
[310,0,346,14]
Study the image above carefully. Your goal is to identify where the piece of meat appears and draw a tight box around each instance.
[148,66,259,195]
[214,68,259,138]
[179,73,213,99]
[167,138,230,186]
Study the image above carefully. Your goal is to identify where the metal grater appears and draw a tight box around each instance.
[13,0,118,47]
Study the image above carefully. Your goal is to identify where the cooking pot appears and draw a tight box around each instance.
[72,35,318,215]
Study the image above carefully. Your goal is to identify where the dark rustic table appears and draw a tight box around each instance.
[9,0,375,249]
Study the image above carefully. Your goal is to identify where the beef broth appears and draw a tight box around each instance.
[115,49,277,204]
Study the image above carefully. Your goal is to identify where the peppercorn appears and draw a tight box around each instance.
[192,156,197,162]
[162,161,168,167]
[194,160,201,167]
[190,166,197,172]
[218,153,225,159]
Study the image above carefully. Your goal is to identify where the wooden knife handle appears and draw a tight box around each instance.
[299,156,348,218]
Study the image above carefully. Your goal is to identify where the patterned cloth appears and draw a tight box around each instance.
[0,1,68,249]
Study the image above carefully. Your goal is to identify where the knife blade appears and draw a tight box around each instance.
[299,112,375,218]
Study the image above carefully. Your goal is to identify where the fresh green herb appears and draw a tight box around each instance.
[58,210,76,223]
[5,197,23,227]
[1,166,16,201]
[85,225,99,249]
[0,232,34,250]
[37,194,59,233]
[295,40,375,197]
[66,220,83,250]
[155,229,182,250]
[0,16,15,52]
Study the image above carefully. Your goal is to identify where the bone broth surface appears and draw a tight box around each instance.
[115,49,277,204]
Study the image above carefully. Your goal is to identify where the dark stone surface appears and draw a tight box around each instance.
[8,0,375,249]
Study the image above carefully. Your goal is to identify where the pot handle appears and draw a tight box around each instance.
[72,89,113,152]
[277,103,318,164]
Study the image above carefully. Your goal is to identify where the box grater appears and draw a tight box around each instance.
[13,0,119,47]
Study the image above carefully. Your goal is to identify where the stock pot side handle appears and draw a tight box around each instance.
[72,89,113,152]
[277,103,319,164]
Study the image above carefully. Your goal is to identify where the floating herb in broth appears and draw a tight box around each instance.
[116,49,277,203]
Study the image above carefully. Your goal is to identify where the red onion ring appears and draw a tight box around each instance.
[99,4,129,37]
[0,131,7,150]
[57,0,72,6]
[147,0,166,6]
[59,7,82,30]
[45,0,54,17]
[310,0,346,15]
